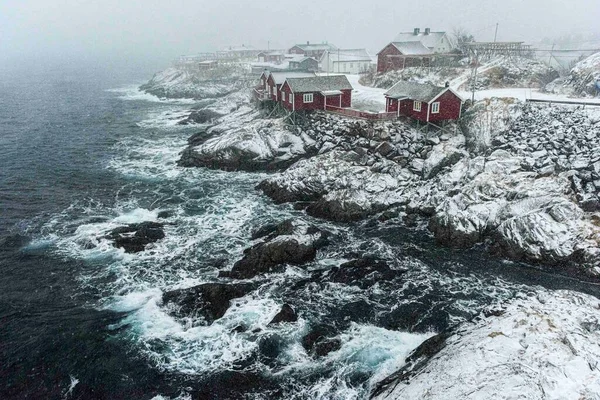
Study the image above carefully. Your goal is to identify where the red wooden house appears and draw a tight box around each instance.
[384,81,463,122]
[377,42,433,73]
[256,71,316,101]
[279,75,353,111]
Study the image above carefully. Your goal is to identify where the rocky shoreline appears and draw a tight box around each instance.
[176,94,599,276]
[138,64,600,398]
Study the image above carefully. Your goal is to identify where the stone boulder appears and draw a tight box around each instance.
[219,220,329,279]
[162,282,254,325]
[105,222,165,253]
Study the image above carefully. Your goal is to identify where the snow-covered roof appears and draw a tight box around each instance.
[323,49,372,62]
[391,41,434,56]
[285,75,353,93]
[258,51,285,56]
[269,71,316,85]
[385,81,445,102]
[392,31,449,49]
[291,43,338,51]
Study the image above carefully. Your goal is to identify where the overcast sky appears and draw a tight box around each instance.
[1,0,599,69]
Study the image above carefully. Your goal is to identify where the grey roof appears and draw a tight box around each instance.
[324,48,372,62]
[285,75,353,93]
[392,31,450,49]
[390,41,433,55]
[289,57,318,64]
[292,43,338,51]
[384,81,446,102]
[269,71,316,84]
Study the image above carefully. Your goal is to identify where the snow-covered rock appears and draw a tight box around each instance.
[371,290,600,400]
[179,106,316,172]
[140,65,250,99]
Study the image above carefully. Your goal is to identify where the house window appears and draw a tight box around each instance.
[289,93,293,103]
[282,92,286,102]
[303,93,314,103]
[413,101,422,112]
[432,102,440,114]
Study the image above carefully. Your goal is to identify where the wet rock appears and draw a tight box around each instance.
[178,109,223,125]
[220,220,329,279]
[306,197,370,222]
[105,222,165,253]
[302,324,342,357]
[157,210,174,219]
[328,257,398,288]
[269,304,298,325]
[375,141,395,157]
[162,282,254,325]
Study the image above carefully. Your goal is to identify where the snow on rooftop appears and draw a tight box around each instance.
[392,30,449,48]
[285,75,353,93]
[385,81,445,102]
[390,41,434,56]
[269,71,316,85]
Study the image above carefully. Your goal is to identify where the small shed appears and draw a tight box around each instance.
[384,81,463,122]
[199,60,218,70]
[257,51,285,64]
[280,75,353,111]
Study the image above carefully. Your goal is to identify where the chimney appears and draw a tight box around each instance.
[425,28,431,35]
[414,28,420,35]
[445,81,450,88]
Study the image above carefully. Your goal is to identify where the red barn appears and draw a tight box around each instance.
[384,81,463,122]
[377,42,433,73]
[280,75,353,111]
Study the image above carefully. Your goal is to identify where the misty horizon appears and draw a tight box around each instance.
[1,0,599,70]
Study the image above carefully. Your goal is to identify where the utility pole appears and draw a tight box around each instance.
[338,48,340,73]
[471,50,479,103]
[268,41,270,51]
[494,23,499,43]
[548,43,555,66]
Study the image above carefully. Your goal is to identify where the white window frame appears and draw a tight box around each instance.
[413,101,422,112]
[289,93,293,103]
[282,91,286,102]
[432,102,440,114]
[303,93,314,103]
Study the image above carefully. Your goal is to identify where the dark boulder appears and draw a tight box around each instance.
[306,198,369,222]
[328,257,399,288]
[256,180,323,204]
[178,109,223,125]
[105,222,165,253]
[269,304,298,325]
[162,282,254,325]
[302,324,341,357]
[220,220,329,279]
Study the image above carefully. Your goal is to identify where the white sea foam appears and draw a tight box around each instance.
[106,85,198,104]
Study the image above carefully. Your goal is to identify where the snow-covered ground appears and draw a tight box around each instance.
[458,87,600,104]
[372,289,600,400]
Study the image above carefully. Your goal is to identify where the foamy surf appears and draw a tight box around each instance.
[106,85,198,104]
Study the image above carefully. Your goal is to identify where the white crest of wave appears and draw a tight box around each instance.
[106,85,197,104]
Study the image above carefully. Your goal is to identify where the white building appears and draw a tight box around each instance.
[392,28,455,54]
[320,49,373,74]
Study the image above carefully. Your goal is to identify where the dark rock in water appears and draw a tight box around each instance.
[178,109,223,125]
[258,334,286,361]
[306,198,369,222]
[302,324,341,357]
[250,223,279,240]
[256,180,323,204]
[328,257,398,288]
[384,298,450,333]
[378,209,399,222]
[370,330,452,398]
[194,370,280,400]
[220,220,329,279]
[178,146,271,172]
[269,304,298,325]
[162,282,254,325]
[105,222,165,253]
[157,210,174,219]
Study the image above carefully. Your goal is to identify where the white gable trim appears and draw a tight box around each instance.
[428,87,463,104]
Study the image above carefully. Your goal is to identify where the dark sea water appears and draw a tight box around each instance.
[1,63,599,400]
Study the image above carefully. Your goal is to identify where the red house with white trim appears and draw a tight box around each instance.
[279,75,353,111]
[257,71,316,102]
[384,81,463,122]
